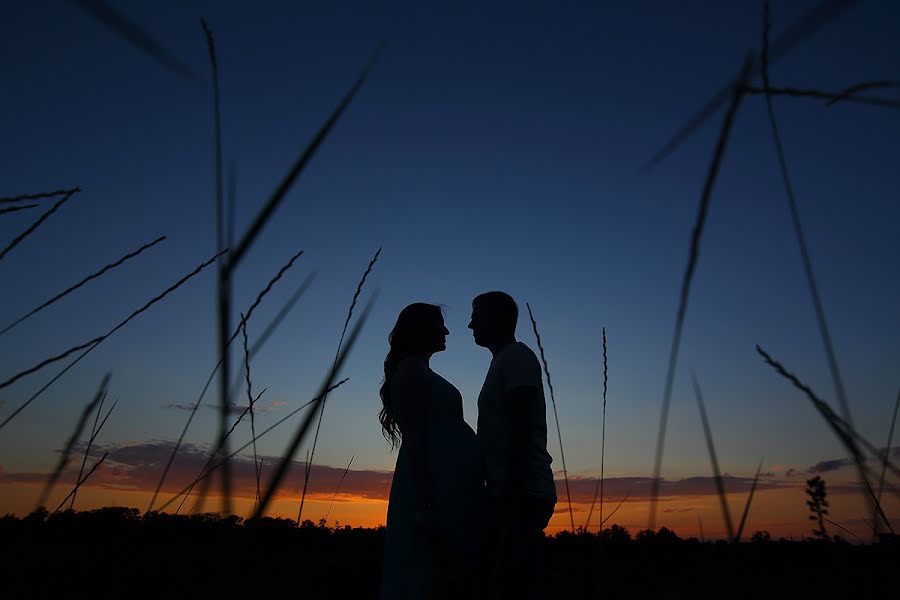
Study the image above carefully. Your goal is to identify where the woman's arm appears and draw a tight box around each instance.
[393,358,433,511]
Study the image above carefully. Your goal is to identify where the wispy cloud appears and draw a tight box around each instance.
[162,399,287,416]
[0,440,392,502]
[806,445,899,474]
[5,441,892,505]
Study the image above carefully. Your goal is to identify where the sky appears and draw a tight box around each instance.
[1,0,899,539]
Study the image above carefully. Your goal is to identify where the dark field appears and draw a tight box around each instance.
[2,507,896,599]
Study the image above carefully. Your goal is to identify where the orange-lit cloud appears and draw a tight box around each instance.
[0,440,392,503]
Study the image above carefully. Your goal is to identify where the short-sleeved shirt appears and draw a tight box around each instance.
[476,341,557,503]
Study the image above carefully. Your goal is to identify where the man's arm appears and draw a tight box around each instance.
[504,384,537,501]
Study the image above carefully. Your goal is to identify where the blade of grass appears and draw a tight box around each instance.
[0,187,79,204]
[0,337,103,390]
[71,388,108,509]
[227,160,236,254]
[585,327,608,531]
[756,345,895,534]
[71,0,203,84]
[876,387,899,505]
[229,272,318,428]
[35,374,110,509]
[53,452,109,513]
[70,392,118,510]
[70,397,118,510]
[323,455,354,523]
[743,84,900,109]
[823,517,864,542]
[156,378,348,513]
[691,371,735,542]
[526,302,575,532]
[0,203,39,216]
[825,80,900,107]
[1,235,167,337]
[760,0,853,429]
[240,314,261,509]
[734,457,764,543]
[0,249,224,432]
[298,248,380,523]
[649,56,752,530]
[599,493,629,528]
[227,44,383,270]
[146,251,305,511]
[642,0,857,170]
[201,16,233,517]
[249,271,317,358]
[179,386,267,514]
[254,295,376,519]
[0,188,78,261]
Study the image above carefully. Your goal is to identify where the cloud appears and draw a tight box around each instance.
[0,440,393,503]
[805,445,899,474]
[808,458,854,474]
[163,399,287,416]
[8,440,891,507]
[560,475,787,503]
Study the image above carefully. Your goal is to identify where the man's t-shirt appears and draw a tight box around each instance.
[476,341,557,503]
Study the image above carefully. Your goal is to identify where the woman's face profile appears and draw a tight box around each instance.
[430,314,449,354]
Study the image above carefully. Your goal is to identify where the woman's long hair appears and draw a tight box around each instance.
[379,303,443,449]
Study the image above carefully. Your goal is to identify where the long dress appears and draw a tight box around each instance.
[380,368,484,598]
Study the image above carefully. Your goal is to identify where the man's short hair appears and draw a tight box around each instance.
[473,291,518,334]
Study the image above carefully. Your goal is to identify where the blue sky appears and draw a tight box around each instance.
[1,0,899,519]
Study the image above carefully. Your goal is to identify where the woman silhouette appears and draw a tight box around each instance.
[379,303,484,598]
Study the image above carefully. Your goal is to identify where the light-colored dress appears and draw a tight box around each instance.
[380,368,484,598]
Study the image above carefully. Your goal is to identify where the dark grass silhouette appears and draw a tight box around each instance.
[0,235,166,337]
[299,247,380,523]
[323,455,355,524]
[154,378,349,514]
[35,375,110,510]
[68,396,118,511]
[877,388,900,507]
[0,188,79,261]
[71,0,203,85]
[642,0,859,172]
[649,56,753,530]
[52,452,109,513]
[756,345,896,534]
[240,314,262,508]
[691,371,735,542]
[735,458,765,543]
[0,203,38,216]
[191,18,382,514]
[743,84,900,109]
[199,17,235,516]
[0,248,225,432]
[584,327,607,531]
[147,249,305,512]
[526,302,575,532]
[0,187,80,204]
[253,295,376,518]
[180,385,267,514]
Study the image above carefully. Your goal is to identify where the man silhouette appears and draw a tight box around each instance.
[469,291,557,599]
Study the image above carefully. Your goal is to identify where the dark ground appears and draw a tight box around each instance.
[1,508,896,599]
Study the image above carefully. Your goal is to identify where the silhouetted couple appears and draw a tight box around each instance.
[379,292,557,599]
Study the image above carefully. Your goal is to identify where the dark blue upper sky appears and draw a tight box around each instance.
[1,0,898,486]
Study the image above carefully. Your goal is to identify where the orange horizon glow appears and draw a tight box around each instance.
[3,481,895,542]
